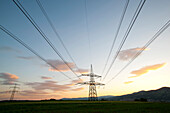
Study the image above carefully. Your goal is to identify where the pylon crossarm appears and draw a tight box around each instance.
[80,74,90,76]
[77,82,104,85]
[77,82,90,85]
[78,65,105,101]
[92,74,101,78]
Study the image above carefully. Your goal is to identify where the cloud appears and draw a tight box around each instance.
[20,90,49,96]
[75,68,89,74]
[0,73,19,85]
[129,63,166,78]
[71,79,82,83]
[67,79,82,86]
[0,46,21,53]
[0,91,9,94]
[124,81,133,84]
[46,59,88,74]
[0,79,84,100]
[16,56,35,60]
[26,80,68,91]
[47,60,75,72]
[118,47,148,61]
[41,76,52,80]
[17,90,61,100]
[0,89,60,100]
[71,87,84,91]
[17,57,88,73]
[25,79,84,93]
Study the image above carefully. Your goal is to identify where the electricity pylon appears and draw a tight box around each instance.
[78,65,104,101]
[9,83,19,101]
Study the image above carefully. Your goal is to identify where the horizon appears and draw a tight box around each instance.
[1,86,169,101]
[0,0,170,100]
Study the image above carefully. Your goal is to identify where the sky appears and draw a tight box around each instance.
[0,0,170,100]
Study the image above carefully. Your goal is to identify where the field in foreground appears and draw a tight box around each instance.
[0,101,170,113]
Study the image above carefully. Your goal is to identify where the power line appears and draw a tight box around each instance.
[77,65,105,101]
[106,19,170,85]
[101,0,130,78]
[84,0,92,66]
[102,0,146,81]
[13,0,82,81]
[0,25,72,80]
[9,83,20,101]
[35,0,82,75]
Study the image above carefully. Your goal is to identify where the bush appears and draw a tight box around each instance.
[134,98,147,102]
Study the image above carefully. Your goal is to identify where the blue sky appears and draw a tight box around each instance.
[0,0,170,100]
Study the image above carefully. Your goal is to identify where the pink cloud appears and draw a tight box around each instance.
[26,80,84,92]
[71,87,84,91]
[47,60,75,72]
[124,81,133,84]
[118,47,148,61]
[41,76,52,80]
[45,60,88,74]
[129,63,166,78]
[75,68,89,74]
[0,73,19,85]
[67,79,83,86]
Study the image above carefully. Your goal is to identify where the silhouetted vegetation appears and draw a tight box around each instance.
[101,98,107,101]
[134,98,147,102]
[0,101,170,113]
[109,87,170,102]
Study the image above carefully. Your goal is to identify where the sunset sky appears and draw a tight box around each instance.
[0,0,170,100]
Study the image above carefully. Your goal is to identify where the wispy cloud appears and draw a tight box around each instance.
[0,79,84,100]
[0,91,9,94]
[16,56,35,60]
[67,79,82,86]
[41,76,52,80]
[16,57,88,73]
[124,81,133,84]
[20,90,49,96]
[75,68,89,74]
[18,90,60,100]
[129,63,166,78]
[118,47,148,61]
[46,59,88,73]
[0,46,21,53]
[26,80,84,92]
[0,73,19,85]
[47,60,75,72]
[71,87,84,91]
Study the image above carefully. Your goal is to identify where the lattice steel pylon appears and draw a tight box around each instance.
[78,65,105,101]
[9,83,19,101]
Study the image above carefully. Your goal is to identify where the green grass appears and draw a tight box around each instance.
[0,101,170,113]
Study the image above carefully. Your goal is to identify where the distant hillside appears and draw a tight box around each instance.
[109,87,170,102]
[61,95,114,101]
[60,87,170,102]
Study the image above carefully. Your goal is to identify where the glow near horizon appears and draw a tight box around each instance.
[0,0,170,100]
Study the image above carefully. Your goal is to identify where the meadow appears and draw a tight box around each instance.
[0,101,170,113]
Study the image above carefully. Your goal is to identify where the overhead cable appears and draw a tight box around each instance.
[101,0,130,78]
[13,0,82,81]
[85,0,92,66]
[0,25,72,80]
[36,0,82,75]
[106,19,170,84]
[102,0,146,81]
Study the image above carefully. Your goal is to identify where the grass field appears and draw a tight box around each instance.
[0,101,170,113]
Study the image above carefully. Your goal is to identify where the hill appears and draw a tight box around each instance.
[61,95,114,100]
[60,87,170,102]
[109,87,170,102]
